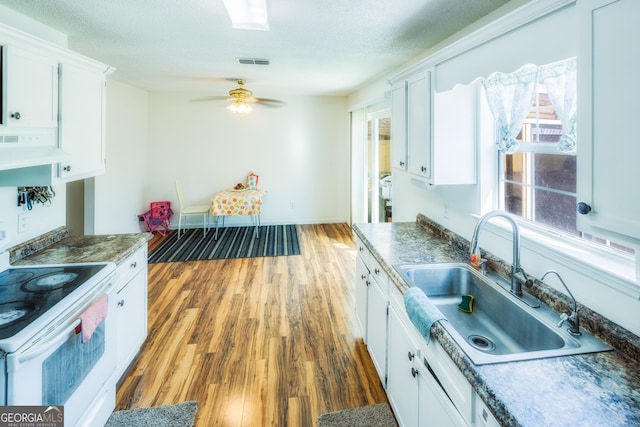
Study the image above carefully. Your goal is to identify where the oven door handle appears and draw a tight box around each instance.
[7,318,82,371]
[7,274,118,372]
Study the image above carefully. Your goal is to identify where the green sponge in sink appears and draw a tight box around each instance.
[458,294,474,313]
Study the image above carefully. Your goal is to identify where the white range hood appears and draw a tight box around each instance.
[0,131,70,185]
[0,145,70,170]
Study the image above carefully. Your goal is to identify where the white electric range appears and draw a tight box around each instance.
[0,250,118,427]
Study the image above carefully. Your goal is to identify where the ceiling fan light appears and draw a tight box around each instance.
[228,100,252,115]
[222,0,269,31]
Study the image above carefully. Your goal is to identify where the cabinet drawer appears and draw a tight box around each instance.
[368,255,388,294]
[354,235,370,266]
[116,247,147,290]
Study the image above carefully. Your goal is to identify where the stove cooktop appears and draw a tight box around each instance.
[0,264,109,340]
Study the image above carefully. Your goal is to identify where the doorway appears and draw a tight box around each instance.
[367,110,392,223]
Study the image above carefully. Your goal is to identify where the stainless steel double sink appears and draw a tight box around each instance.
[394,263,612,365]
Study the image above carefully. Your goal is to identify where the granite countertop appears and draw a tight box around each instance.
[10,226,151,266]
[353,216,640,427]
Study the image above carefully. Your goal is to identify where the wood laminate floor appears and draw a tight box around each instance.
[115,223,389,426]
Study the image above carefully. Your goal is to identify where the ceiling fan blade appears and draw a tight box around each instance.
[254,98,286,108]
[189,96,230,102]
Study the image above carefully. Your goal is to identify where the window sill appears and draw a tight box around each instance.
[476,215,640,300]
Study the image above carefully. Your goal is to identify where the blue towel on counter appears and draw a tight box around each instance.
[404,287,447,344]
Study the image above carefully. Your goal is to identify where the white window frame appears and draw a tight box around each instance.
[481,87,639,294]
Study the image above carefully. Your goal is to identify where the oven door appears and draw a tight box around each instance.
[5,279,117,427]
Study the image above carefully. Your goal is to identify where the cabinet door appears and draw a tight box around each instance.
[355,254,369,341]
[407,70,432,179]
[58,61,106,181]
[366,275,388,382]
[387,306,419,427]
[5,47,58,128]
[577,0,640,241]
[418,360,467,427]
[391,81,407,171]
[432,82,477,186]
[115,269,147,379]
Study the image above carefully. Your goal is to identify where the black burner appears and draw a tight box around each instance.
[0,270,35,286]
[22,270,86,293]
[0,301,38,326]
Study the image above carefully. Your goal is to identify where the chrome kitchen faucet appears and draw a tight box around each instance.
[470,210,531,297]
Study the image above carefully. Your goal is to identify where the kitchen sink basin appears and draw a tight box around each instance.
[394,263,612,365]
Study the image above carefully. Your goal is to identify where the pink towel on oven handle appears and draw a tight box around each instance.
[80,294,108,343]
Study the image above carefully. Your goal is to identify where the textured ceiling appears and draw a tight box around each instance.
[0,0,511,97]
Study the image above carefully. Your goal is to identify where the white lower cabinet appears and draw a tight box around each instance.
[388,303,467,427]
[355,250,369,341]
[417,358,467,427]
[387,306,420,426]
[473,391,501,427]
[354,235,389,382]
[114,247,148,380]
[366,273,389,384]
[354,240,497,427]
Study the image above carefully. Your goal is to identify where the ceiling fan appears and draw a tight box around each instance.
[191,79,285,114]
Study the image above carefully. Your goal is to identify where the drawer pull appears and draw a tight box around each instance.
[118,300,125,307]
[411,367,419,378]
[408,351,415,361]
[130,261,137,268]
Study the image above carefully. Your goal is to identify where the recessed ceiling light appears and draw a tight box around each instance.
[223,0,269,31]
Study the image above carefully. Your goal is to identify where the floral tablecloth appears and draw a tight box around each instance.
[211,189,266,216]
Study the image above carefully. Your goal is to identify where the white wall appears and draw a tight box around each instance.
[91,80,149,234]
[144,93,350,228]
[349,1,640,336]
[0,185,66,251]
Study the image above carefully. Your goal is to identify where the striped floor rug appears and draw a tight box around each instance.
[149,224,301,263]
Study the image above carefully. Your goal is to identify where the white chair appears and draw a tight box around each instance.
[175,180,210,239]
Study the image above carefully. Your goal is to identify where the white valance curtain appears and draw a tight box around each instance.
[482,64,538,154]
[482,58,577,154]
[539,58,577,153]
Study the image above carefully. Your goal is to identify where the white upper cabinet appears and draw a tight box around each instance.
[577,0,640,242]
[391,80,407,171]
[4,45,58,129]
[57,59,107,181]
[0,23,111,183]
[391,67,477,188]
[432,81,478,186]
[406,69,432,180]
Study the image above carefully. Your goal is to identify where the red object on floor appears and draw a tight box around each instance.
[138,201,173,236]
